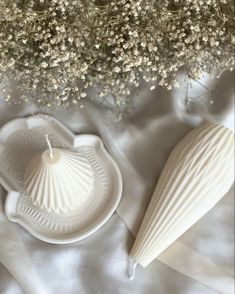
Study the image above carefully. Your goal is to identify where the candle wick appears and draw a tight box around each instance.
[45,134,53,159]
[128,260,138,280]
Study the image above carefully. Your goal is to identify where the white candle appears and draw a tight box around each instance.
[130,123,234,268]
[24,135,95,214]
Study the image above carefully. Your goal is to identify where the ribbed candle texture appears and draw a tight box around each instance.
[24,148,94,214]
[130,123,234,267]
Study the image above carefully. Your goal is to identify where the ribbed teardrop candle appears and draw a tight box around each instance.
[130,123,234,267]
[24,148,94,214]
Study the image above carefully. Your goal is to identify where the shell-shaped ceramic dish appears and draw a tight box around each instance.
[0,115,123,244]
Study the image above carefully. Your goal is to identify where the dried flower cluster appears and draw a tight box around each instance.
[0,0,234,112]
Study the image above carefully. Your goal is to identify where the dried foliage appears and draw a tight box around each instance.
[0,0,234,112]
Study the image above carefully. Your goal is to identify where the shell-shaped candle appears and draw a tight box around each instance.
[24,147,94,214]
[130,123,234,267]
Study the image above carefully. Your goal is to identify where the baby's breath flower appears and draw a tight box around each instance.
[0,0,234,115]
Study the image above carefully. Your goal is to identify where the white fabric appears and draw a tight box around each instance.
[0,71,234,294]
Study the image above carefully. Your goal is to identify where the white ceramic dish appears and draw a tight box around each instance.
[0,115,123,244]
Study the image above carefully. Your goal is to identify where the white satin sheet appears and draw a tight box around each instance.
[0,72,234,294]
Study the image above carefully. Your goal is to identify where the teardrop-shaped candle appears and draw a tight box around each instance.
[130,123,234,267]
[24,148,94,214]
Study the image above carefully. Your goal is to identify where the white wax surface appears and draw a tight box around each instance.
[24,148,95,213]
[42,148,62,165]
